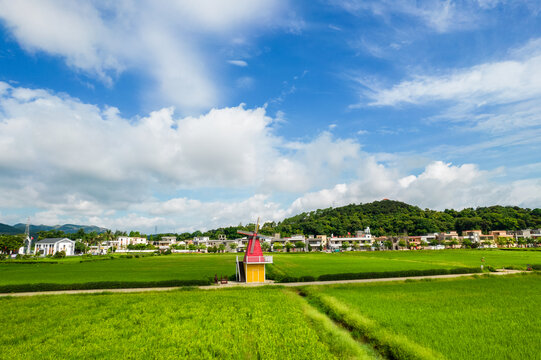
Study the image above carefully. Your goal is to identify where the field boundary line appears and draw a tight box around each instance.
[0,270,525,297]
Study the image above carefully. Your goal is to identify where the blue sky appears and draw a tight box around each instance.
[0,0,540,232]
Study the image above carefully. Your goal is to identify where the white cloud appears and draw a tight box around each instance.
[0,0,292,111]
[360,38,541,140]
[228,60,248,67]
[288,160,541,214]
[332,0,476,33]
[367,46,541,108]
[0,83,365,231]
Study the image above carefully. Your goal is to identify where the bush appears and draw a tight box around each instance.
[0,253,6,261]
[53,251,66,258]
[274,268,482,283]
[0,279,211,293]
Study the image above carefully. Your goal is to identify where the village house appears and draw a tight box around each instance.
[305,234,327,249]
[328,227,373,251]
[35,238,75,256]
[111,236,147,249]
[155,236,177,248]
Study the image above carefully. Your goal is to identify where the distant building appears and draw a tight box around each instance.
[35,238,75,256]
[114,236,147,249]
[156,236,177,247]
[328,227,373,250]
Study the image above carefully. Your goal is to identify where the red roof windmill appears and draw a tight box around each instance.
[236,218,273,283]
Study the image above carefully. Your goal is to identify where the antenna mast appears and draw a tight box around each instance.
[25,217,31,254]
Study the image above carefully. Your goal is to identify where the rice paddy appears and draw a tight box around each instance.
[0,287,374,360]
[302,273,541,360]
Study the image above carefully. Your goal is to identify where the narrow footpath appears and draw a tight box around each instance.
[0,269,522,297]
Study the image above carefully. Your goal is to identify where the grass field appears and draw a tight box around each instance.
[0,254,237,286]
[0,287,375,360]
[303,273,541,360]
[268,249,541,279]
[1,250,539,288]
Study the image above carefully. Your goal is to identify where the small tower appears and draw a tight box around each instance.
[236,218,273,283]
[25,217,32,254]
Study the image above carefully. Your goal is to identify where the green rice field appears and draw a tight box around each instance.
[0,254,237,286]
[1,250,539,288]
[269,249,541,279]
[303,273,541,360]
[0,287,375,360]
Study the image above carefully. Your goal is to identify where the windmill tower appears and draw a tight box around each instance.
[235,218,273,283]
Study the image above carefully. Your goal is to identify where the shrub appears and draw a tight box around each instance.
[53,251,66,259]
[0,253,6,261]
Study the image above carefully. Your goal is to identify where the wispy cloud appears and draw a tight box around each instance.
[331,0,478,33]
[358,38,541,136]
[228,59,248,67]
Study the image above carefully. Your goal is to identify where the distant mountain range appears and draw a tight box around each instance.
[0,223,108,236]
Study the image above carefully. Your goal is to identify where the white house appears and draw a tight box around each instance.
[329,227,373,250]
[35,238,75,256]
[114,236,147,249]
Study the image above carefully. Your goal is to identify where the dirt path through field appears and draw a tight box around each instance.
[0,269,524,297]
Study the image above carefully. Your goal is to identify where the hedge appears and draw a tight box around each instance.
[0,261,58,265]
[275,267,482,283]
[0,279,211,293]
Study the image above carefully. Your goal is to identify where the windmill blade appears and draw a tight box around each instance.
[237,230,254,236]
[250,217,260,254]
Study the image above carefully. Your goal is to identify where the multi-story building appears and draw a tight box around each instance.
[113,236,147,249]
[328,227,373,251]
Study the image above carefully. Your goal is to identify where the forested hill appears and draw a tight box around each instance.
[257,200,541,237]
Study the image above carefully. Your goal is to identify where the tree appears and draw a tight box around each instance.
[398,239,407,249]
[0,234,25,254]
[341,241,350,251]
[229,243,237,252]
[294,241,305,251]
[352,241,360,251]
[273,242,283,251]
[384,240,393,250]
[218,244,226,253]
[74,241,88,254]
[260,242,270,252]
[285,242,293,252]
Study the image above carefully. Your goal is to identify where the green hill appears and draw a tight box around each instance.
[260,200,541,237]
[11,223,108,237]
[0,223,22,235]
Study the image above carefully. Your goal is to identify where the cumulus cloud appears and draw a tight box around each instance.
[0,0,292,110]
[288,160,541,214]
[0,84,538,232]
[0,83,364,231]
